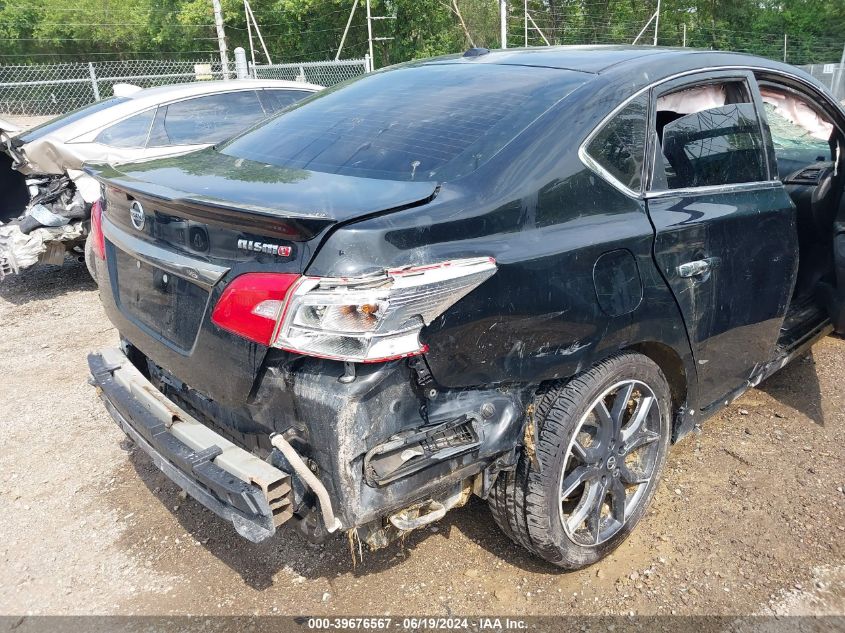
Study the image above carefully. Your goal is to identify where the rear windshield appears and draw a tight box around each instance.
[18,96,129,143]
[221,64,585,182]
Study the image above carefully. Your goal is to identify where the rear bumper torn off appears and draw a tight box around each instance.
[88,347,292,543]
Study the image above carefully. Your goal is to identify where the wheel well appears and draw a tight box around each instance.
[627,341,687,421]
[532,342,689,437]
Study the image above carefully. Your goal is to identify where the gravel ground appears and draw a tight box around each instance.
[0,258,843,618]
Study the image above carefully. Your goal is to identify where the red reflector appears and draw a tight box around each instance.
[90,199,106,260]
[211,273,300,346]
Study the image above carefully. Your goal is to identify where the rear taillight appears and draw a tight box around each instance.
[90,199,106,260]
[275,257,496,362]
[211,258,496,361]
[211,272,300,345]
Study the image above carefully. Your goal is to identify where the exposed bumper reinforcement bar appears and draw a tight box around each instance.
[88,347,292,543]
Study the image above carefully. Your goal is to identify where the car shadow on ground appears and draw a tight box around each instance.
[122,449,558,590]
[755,349,825,426]
[0,257,96,305]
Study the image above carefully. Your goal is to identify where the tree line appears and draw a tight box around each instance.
[0,0,844,66]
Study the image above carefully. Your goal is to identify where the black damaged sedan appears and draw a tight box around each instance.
[86,46,845,568]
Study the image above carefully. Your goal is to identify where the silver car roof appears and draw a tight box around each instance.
[40,79,322,143]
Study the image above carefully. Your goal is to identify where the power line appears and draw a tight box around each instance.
[228,23,368,35]
[0,37,219,42]
[0,50,220,57]
[0,4,210,14]
[29,22,216,27]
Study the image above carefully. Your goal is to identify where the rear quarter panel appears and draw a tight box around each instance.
[308,81,697,405]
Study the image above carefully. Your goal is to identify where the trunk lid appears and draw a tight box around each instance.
[89,150,439,404]
[90,149,438,243]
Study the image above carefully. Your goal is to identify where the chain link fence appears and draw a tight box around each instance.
[796,64,845,101]
[252,58,370,86]
[0,50,842,117]
[0,57,369,117]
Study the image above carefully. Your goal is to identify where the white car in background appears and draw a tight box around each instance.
[0,79,322,280]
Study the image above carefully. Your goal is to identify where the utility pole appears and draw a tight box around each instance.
[682,23,686,47]
[244,0,272,65]
[366,0,374,66]
[834,42,845,101]
[244,0,256,73]
[524,0,528,46]
[211,0,231,79]
[652,0,660,46]
[336,0,359,61]
[364,0,394,70]
[783,33,787,62]
[500,0,507,49]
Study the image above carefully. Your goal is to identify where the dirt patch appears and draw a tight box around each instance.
[0,261,843,616]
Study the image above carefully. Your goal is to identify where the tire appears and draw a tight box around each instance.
[84,233,98,284]
[488,352,672,568]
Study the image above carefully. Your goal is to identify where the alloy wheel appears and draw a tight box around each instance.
[558,379,663,546]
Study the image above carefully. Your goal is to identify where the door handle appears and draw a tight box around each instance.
[678,258,717,278]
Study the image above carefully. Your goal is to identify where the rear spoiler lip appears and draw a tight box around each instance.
[85,163,338,241]
[84,163,440,242]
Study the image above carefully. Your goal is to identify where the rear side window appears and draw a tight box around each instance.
[652,81,767,190]
[221,64,587,181]
[258,89,313,113]
[147,91,265,147]
[584,93,648,191]
[95,109,155,148]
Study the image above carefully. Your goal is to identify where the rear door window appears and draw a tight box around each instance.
[147,90,265,147]
[651,81,768,190]
[258,89,314,113]
[584,93,648,192]
[94,108,156,148]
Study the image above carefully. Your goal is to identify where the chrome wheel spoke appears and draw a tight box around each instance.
[566,484,599,534]
[593,400,614,429]
[618,462,650,485]
[609,478,627,523]
[610,382,635,432]
[560,464,600,499]
[621,394,654,444]
[584,480,609,544]
[623,428,660,454]
[571,440,602,466]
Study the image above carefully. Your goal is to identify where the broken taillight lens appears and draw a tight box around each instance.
[211,272,300,345]
[211,258,497,361]
[274,257,497,362]
[90,199,106,260]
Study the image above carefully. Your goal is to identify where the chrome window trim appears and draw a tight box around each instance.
[578,64,843,198]
[577,144,642,199]
[578,97,647,200]
[643,179,783,200]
